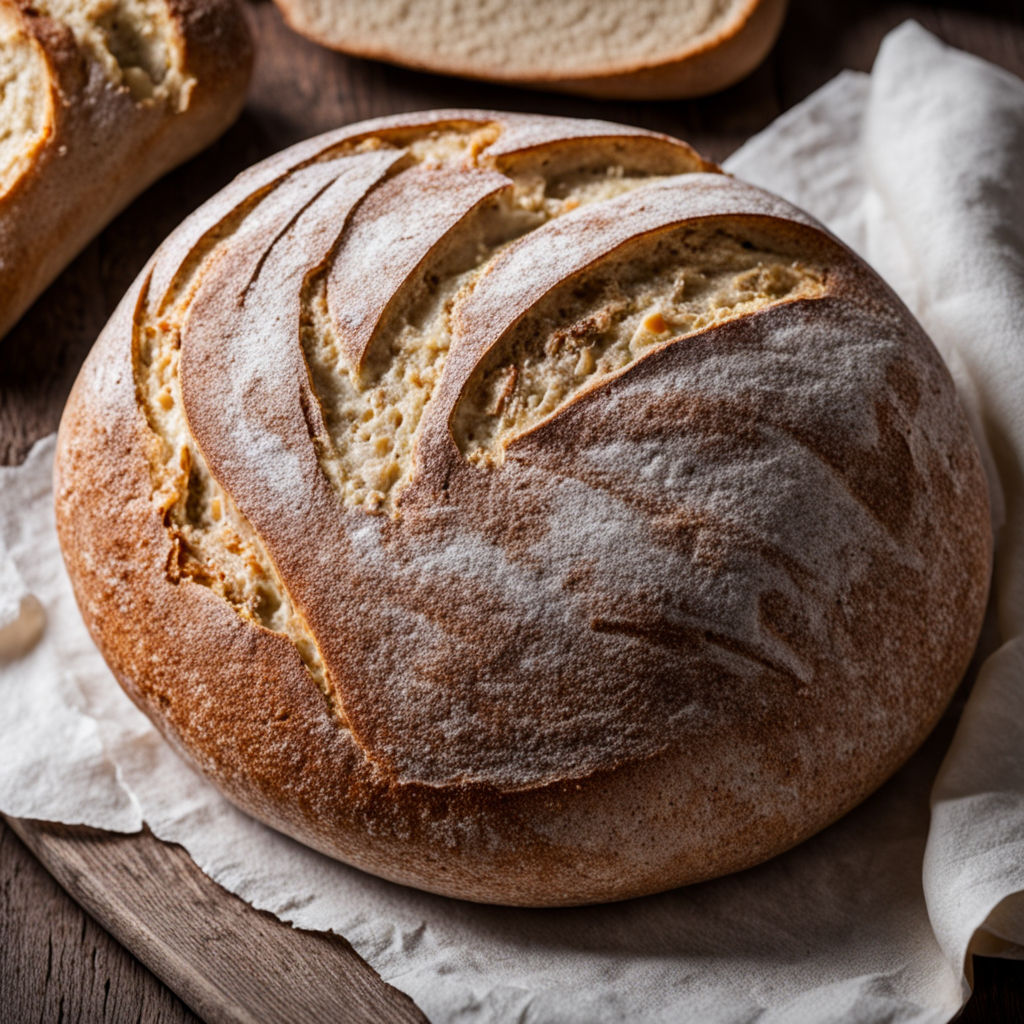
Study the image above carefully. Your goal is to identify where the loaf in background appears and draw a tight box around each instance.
[272,0,788,99]
[0,0,252,341]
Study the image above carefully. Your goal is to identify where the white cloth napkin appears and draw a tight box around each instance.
[2,22,1023,1023]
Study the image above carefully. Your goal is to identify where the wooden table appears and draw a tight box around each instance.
[3,1,1024,1019]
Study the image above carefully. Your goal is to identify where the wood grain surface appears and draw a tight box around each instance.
[2,820,425,1024]
[2,1,1024,1021]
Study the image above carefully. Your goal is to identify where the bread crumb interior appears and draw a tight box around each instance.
[0,5,51,198]
[303,143,673,511]
[32,0,186,103]
[453,225,825,462]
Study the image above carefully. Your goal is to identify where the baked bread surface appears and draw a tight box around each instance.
[0,0,252,340]
[272,0,788,99]
[56,110,991,906]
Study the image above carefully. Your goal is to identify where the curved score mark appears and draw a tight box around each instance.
[310,137,715,511]
[485,117,708,171]
[326,164,512,374]
[438,177,829,463]
[179,150,401,544]
[590,617,807,687]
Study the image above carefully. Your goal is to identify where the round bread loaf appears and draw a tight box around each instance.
[55,110,991,906]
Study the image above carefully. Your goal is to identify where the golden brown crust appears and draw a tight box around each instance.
[545,0,790,99]
[55,111,992,906]
[0,0,252,340]
[272,0,788,99]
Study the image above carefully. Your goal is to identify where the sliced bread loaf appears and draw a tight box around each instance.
[273,0,787,99]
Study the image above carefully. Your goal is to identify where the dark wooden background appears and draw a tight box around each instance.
[3,0,1024,1020]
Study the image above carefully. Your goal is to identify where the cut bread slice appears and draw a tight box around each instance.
[273,0,788,99]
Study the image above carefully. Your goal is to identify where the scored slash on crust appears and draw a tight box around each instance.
[132,113,828,709]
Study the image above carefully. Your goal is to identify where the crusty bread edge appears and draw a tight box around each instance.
[0,0,253,341]
[273,0,787,99]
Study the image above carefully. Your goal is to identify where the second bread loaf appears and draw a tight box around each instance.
[0,0,252,340]
[273,0,787,99]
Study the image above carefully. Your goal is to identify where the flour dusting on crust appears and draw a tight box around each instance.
[54,111,991,905]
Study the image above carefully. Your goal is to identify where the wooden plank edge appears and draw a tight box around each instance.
[5,816,428,1024]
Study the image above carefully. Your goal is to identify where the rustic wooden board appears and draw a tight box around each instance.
[3,1,1024,1020]
[4,819,426,1024]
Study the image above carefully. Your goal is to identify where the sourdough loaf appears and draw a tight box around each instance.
[55,111,991,906]
[0,0,252,340]
[272,0,788,99]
